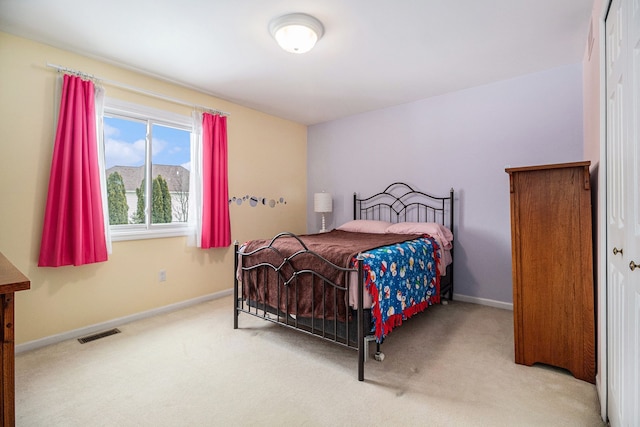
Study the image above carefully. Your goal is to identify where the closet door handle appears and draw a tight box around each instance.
[630,261,639,271]
[613,247,623,256]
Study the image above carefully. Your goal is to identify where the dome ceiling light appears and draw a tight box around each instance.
[269,13,324,54]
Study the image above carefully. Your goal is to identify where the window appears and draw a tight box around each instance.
[103,99,194,240]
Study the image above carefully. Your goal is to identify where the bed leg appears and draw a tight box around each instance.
[358,344,364,381]
[233,241,239,330]
[357,254,365,381]
[374,342,385,362]
[358,313,365,380]
[448,253,454,301]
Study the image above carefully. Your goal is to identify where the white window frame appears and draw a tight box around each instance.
[103,98,196,241]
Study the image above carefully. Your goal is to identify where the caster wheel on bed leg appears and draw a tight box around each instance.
[374,352,385,362]
[442,300,448,305]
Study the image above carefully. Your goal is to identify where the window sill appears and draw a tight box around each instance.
[110,225,194,242]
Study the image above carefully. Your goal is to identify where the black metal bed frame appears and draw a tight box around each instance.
[233,182,454,381]
[354,182,455,300]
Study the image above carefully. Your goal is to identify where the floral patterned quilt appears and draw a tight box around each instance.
[352,236,440,342]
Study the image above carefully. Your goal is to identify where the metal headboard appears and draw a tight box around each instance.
[353,182,454,230]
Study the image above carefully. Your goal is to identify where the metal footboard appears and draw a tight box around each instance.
[233,237,369,381]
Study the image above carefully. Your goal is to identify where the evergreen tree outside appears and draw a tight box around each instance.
[131,174,175,225]
[133,178,146,224]
[106,172,129,225]
[151,175,172,224]
[158,175,172,222]
[151,177,163,223]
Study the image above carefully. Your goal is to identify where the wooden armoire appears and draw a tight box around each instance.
[505,161,595,384]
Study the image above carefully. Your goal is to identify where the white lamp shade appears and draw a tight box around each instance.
[269,13,324,54]
[314,192,332,213]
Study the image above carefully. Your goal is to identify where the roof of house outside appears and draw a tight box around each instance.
[106,165,189,192]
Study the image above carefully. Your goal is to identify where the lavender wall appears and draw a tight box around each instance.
[307,63,584,304]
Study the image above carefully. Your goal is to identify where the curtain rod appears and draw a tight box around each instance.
[46,62,230,117]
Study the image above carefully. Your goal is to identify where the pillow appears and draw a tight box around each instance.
[385,222,453,249]
[336,220,392,234]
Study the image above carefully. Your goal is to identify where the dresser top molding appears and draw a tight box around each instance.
[505,160,590,174]
[0,252,30,294]
[505,161,591,192]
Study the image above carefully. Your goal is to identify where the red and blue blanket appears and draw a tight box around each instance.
[353,236,440,342]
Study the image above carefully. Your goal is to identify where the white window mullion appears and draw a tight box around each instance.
[144,120,153,228]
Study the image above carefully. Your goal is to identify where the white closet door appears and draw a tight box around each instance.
[606,0,640,425]
[605,0,626,422]
[627,0,640,423]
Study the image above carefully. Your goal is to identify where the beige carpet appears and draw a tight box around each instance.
[15,296,604,426]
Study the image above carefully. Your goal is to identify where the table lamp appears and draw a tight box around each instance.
[314,192,332,233]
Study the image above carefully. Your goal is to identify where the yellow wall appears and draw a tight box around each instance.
[0,32,308,345]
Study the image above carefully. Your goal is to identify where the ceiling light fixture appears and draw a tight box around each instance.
[269,13,324,54]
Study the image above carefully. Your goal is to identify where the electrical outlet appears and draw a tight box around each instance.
[159,270,167,282]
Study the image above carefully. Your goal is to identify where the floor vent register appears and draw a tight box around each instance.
[77,328,121,344]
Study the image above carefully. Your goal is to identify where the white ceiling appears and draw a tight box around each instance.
[0,0,594,125]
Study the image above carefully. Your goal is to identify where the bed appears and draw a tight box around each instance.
[233,182,454,381]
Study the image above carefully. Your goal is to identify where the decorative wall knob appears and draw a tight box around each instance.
[630,261,639,271]
[613,247,624,256]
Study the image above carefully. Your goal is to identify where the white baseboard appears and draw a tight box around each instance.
[16,289,232,354]
[453,293,513,311]
[17,289,511,354]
